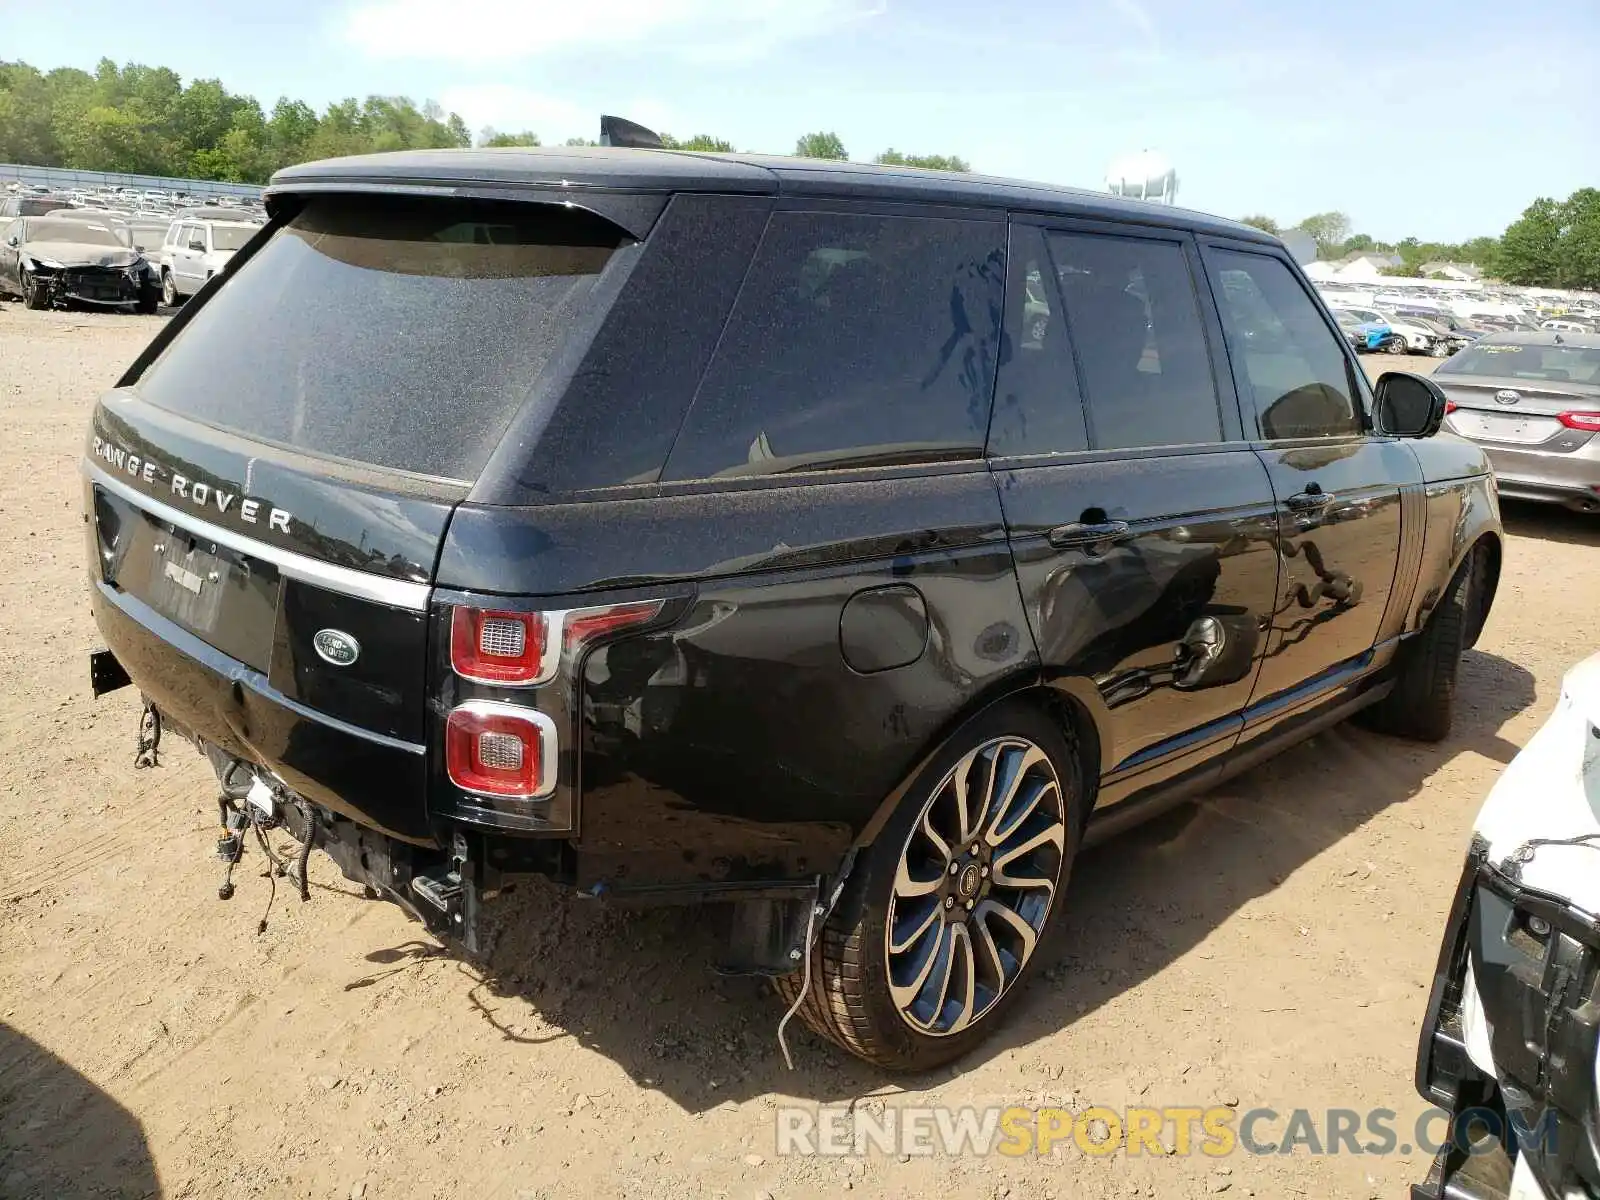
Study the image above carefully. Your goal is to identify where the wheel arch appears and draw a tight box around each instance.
[851,670,1107,853]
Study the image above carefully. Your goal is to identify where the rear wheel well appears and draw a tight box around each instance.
[853,680,1106,852]
[1031,686,1103,833]
[1466,533,1501,649]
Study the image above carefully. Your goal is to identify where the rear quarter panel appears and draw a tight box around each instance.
[1404,436,1500,632]
[436,470,1038,890]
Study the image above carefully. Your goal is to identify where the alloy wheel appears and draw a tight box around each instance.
[885,736,1066,1037]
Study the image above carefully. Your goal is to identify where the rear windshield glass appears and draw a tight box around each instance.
[210,224,253,251]
[136,197,621,481]
[30,219,124,246]
[1439,342,1600,384]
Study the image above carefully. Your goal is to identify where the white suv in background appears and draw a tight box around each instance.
[158,218,257,305]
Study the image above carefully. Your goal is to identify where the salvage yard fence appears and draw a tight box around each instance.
[0,162,261,200]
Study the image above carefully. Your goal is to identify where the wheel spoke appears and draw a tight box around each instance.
[983,744,1050,845]
[992,824,1065,880]
[888,898,942,955]
[972,916,1008,989]
[891,921,951,1013]
[893,853,944,899]
[950,749,980,845]
[918,805,951,862]
[987,775,1057,847]
[978,897,1040,963]
[946,924,978,1033]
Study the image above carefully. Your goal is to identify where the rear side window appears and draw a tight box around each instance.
[663,210,1004,480]
[137,197,621,481]
[1047,232,1222,450]
[1208,250,1361,440]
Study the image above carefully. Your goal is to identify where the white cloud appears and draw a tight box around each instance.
[439,85,673,142]
[343,0,883,62]
[1110,0,1161,59]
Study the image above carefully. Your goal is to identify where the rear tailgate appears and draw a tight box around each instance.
[86,395,455,841]
[85,193,628,843]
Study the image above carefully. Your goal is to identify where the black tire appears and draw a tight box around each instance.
[774,700,1085,1070]
[1358,554,1472,742]
[160,271,179,308]
[22,272,49,310]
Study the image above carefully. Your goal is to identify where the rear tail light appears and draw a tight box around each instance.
[445,702,555,799]
[451,608,552,685]
[450,600,664,686]
[1558,411,1600,432]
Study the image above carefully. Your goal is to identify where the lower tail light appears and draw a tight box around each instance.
[1557,411,1600,432]
[445,702,556,799]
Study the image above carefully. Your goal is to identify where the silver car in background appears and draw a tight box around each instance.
[1435,332,1600,513]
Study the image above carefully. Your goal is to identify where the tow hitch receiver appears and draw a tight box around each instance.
[89,648,131,696]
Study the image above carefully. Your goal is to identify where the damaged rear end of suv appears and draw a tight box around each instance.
[86,156,686,943]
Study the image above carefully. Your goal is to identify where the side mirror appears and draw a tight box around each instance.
[188,239,205,252]
[1374,371,1448,439]
[4,235,16,248]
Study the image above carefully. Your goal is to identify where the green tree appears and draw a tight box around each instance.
[659,133,734,152]
[1337,233,1375,256]
[1459,236,1501,278]
[1498,198,1562,286]
[564,136,599,147]
[1294,211,1352,256]
[874,148,970,171]
[794,131,847,160]
[1238,214,1281,235]
[480,128,541,147]
[1558,187,1600,290]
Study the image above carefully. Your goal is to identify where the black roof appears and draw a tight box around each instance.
[268,146,1275,244]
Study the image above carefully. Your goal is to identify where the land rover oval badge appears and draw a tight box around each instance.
[313,629,360,667]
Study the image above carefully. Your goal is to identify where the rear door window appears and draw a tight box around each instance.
[663,210,1005,480]
[1046,231,1223,450]
[136,196,622,482]
[987,224,1088,456]
[1207,250,1362,440]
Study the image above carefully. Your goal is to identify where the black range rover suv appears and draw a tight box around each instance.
[84,134,1503,1070]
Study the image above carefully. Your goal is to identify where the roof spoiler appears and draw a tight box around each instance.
[599,115,664,150]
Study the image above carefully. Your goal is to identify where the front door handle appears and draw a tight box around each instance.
[1046,519,1132,550]
[1285,486,1336,512]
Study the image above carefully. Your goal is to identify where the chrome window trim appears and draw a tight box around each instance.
[84,460,431,612]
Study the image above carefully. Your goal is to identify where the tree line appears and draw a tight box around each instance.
[0,58,971,184]
[1239,189,1600,290]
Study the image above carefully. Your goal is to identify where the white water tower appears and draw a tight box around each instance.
[1106,150,1178,205]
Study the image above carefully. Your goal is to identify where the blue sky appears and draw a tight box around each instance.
[7,0,1596,241]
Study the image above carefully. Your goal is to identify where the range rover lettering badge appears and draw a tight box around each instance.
[1494,389,1521,405]
[89,435,294,533]
[313,629,361,667]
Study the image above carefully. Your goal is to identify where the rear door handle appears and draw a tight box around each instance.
[1285,487,1336,512]
[1046,519,1132,549]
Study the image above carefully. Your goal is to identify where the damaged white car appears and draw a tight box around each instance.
[1414,651,1600,1199]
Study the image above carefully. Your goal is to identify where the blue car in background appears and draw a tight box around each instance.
[1333,307,1401,354]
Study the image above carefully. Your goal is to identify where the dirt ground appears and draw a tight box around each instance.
[1,308,1597,1200]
